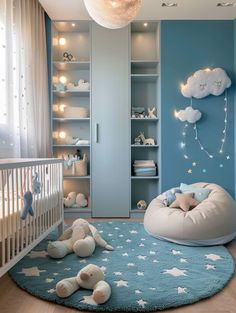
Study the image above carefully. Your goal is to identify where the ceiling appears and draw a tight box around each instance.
[39,0,236,21]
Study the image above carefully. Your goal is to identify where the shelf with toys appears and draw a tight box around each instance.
[130,21,160,215]
[51,21,91,217]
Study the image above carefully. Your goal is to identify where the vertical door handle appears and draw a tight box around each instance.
[95,123,99,143]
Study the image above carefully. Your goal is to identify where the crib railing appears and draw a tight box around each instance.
[0,158,63,277]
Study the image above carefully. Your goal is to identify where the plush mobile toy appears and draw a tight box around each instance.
[20,191,34,220]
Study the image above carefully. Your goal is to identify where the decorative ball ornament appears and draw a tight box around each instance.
[83,0,142,29]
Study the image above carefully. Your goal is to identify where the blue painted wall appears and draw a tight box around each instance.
[161,21,235,196]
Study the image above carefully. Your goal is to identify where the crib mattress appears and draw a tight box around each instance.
[0,191,60,241]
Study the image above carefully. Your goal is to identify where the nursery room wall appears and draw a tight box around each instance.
[161,20,235,196]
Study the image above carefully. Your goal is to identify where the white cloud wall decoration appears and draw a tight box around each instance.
[181,68,231,99]
[176,106,202,124]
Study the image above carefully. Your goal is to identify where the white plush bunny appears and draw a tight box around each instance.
[148,107,157,118]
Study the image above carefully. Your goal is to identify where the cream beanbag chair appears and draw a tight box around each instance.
[144,183,236,246]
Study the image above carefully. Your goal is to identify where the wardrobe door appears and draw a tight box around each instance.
[91,23,130,217]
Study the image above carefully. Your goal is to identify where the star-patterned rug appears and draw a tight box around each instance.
[9,221,235,312]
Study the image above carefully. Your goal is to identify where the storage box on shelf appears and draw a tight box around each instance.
[130,21,160,214]
[51,21,91,217]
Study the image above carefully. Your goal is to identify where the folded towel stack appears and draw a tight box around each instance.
[133,160,157,176]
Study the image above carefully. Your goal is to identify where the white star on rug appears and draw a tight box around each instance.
[152,242,157,245]
[108,234,113,237]
[102,258,109,262]
[27,250,48,258]
[100,266,107,272]
[116,246,123,249]
[99,230,103,233]
[163,267,187,277]
[127,263,135,267]
[130,230,138,234]
[135,290,142,294]
[81,295,98,305]
[172,250,182,255]
[18,267,46,277]
[114,227,120,230]
[80,259,87,264]
[119,234,124,238]
[149,251,156,255]
[45,278,54,283]
[177,287,187,294]
[122,253,129,257]
[137,299,147,308]
[114,280,128,287]
[126,239,132,243]
[149,287,156,291]
[64,268,71,271]
[102,250,110,254]
[180,258,188,263]
[53,273,59,276]
[206,264,216,270]
[141,238,146,241]
[114,272,122,276]
[56,261,63,264]
[139,243,145,247]
[47,288,56,294]
[137,272,144,276]
[138,255,147,260]
[153,259,159,263]
[108,222,113,224]
[205,254,222,261]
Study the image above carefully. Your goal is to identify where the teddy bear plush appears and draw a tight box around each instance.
[64,192,88,208]
[56,264,111,304]
[47,218,114,259]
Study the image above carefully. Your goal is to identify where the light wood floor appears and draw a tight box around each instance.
[0,219,236,313]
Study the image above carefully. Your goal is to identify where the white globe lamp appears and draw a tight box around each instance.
[84,0,142,29]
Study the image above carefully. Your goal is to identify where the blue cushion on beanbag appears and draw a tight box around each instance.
[180,183,211,202]
[163,187,181,206]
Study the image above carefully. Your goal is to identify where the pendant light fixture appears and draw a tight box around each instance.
[83,0,142,29]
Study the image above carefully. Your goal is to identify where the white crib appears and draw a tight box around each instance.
[0,158,64,277]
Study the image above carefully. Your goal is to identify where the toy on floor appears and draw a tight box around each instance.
[20,191,34,220]
[56,264,111,304]
[47,218,114,259]
[64,192,88,208]
[137,200,147,210]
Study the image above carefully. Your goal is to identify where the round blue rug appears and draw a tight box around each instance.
[9,221,234,312]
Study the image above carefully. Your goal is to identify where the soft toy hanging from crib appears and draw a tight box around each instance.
[47,218,114,259]
[20,171,42,220]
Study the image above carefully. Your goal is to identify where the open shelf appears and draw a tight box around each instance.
[53,61,90,71]
[63,175,90,179]
[53,90,90,97]
[53,144,90,147]
[53,118,90,122]
[131,176,159,180]
[131,145,159,148]
[131,118,158,121]
[131,74,159,82]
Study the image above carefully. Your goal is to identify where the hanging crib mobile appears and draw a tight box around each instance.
[175,67,231,160]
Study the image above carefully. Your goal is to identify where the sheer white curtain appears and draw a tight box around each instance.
[0,0,51,158]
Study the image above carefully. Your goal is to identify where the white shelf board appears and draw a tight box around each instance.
[64,175,90,179]
[53,118,90,122]
[64,207,91,213]
[131,145,159,148]
[53,61,90,71]
[53,90,90,97]
[131,74,159,82]
[130,118,158,121]
[53,144,90,148]
[131,176,159,180]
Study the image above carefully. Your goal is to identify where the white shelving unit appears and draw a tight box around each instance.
[51,21,91,216]
[130,21,160,213]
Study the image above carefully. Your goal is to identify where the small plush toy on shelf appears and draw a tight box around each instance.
[64,191,88,208]
[62,51,76,62]
[147,107,157,119]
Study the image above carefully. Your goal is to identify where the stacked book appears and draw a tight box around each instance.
[133,160,156,177]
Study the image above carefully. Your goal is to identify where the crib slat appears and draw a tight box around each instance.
[20,168,24,252]
[16,168,20,255]
[6,169,10,263]
[11,169,15,259]
[1,171,6,266]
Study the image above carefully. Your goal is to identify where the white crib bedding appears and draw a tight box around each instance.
[0,191,60,241]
